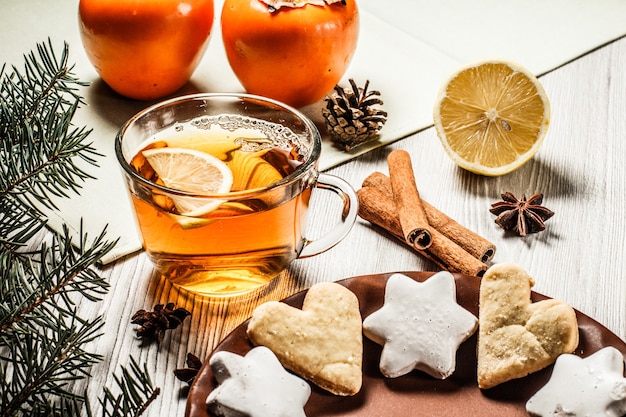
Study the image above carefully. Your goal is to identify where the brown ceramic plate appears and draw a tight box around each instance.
[186,271,626,417]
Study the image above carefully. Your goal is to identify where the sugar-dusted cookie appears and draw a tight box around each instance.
[526,346,626,416]
[362,272,478,379]
[206,346,311,417]
[477,262,579,389]
[246,282,362,396]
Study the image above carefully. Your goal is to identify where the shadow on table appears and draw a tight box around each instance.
[456,155,587,201]
[83,78,212,131]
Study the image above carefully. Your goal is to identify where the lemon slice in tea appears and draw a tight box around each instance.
[433,60,550,176]
[142,147,233,216]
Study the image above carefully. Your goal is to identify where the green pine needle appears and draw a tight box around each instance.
[0,40,159,417]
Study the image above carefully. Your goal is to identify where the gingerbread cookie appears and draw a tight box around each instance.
[526,346,626,416]
[477,262,579,389]
[362,272,478,379]
[206,346,310,417]
[246,282,362,396]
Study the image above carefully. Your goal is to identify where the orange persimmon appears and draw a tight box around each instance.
[78,0,214,101]
[220,0,359,108]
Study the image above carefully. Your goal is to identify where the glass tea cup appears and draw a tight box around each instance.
[115,93,358,297]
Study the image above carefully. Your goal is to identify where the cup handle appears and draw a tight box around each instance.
[298,173,358,258]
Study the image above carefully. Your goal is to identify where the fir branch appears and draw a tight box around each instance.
[18,396,85,417]
[0,40,159,417]
[0,317,103,417]
[99,358,161,417]
[0,224,114,417]
[0,224,113,333]
[0,38,100,213]
[0,198,46,247]
[1,38,87,122]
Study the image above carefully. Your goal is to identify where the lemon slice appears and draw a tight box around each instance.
[229,149,284,191]
[433,60,550,176]
[142,147,233,216]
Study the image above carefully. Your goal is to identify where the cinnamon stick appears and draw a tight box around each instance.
[357,186,488,277]
[387,150,432,250]
[362,171,496,262]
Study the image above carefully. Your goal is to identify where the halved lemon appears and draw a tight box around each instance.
[433,60,550,176]
[142,147,233,217]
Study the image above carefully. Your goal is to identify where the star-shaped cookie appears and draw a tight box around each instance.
[206,346,311,417]
[362,272,478,379]
[526,346,626,416]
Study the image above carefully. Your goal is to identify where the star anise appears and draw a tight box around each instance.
[174,352,204,386]
[489,192,554,237]
[131,302,191,345]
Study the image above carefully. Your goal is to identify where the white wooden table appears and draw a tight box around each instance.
[64,34,626,415]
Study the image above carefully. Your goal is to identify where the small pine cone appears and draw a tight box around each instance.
[322,79,388,151]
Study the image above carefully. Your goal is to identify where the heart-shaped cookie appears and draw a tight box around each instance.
[477,263,579,389]
[246,282,362,396]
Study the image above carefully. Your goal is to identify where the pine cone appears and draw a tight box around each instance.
[322,79,388,151]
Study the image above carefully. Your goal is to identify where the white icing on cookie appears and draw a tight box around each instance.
[362,272,478,379]
[206,346,311,417]
[526,346,626,417]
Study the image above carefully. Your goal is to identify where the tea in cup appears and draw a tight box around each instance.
[115,93,358,297]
